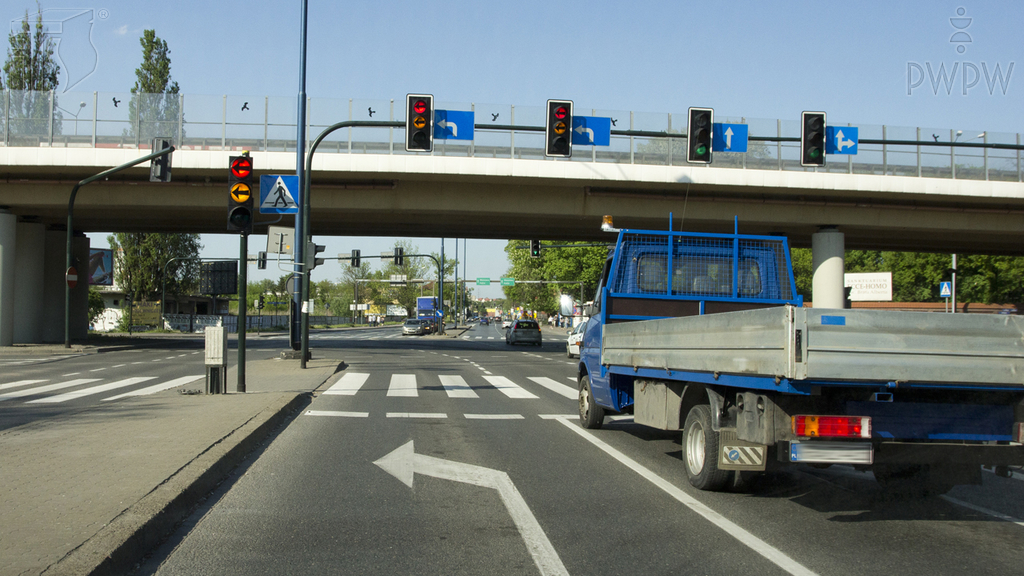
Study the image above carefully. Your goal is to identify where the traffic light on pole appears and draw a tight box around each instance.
[686,107,713,164]
[227,154,254,233]
[801,111,826,167]
[394,247,404,266]
[350,249,361,267]
[405,94,433,152]
[150,138,172,182]
[530,239,541,258]
[545,100,573,158]
[257,251,267,270]
[306,242,326,270]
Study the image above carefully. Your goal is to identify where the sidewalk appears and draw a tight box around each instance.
[0,352,343,576]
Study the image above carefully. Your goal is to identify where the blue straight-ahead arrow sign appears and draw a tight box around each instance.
[434,110,474,140]
[571,116,611,146]
[825,126,859,154]
[712,123,748,152]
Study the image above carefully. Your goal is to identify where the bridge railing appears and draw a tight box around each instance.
[1,90,1021,183]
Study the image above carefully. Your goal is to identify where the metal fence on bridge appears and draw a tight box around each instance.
[1,89,1021,183]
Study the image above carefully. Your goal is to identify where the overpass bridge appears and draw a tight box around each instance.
[0,90,1023,344]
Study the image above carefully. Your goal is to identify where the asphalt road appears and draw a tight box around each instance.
[123,322,1024,576]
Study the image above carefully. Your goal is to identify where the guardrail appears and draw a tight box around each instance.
[2,89,1021,182]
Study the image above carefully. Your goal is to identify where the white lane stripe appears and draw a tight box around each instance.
[465,414,525,420]
[323,373,371,395]
[483,376,538,399]
[306,410,370,418]
[0,379,101,401]
[0,379,48,392]
[387,374,418,397]
[89,367,107,372]
[387,412,447,419]
[29,377,157,404]
[527,377,577,400]
[440,375,479,398]
[63,372,81,376]
[552,417,817,576]
[941,495,1024,527]
[112,364,126,368]
[103,375,204,401]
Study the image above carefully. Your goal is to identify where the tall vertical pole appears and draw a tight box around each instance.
[463,239,467,324]
[292,0,309,358]
[237,233,247,392]
[951,254,957,314]
[439,239,445,334]
[454,238,458,326]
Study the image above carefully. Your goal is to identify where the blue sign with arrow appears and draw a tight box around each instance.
[259,175,299,214]
[712,123,748,152]
[825,126,858,154]
[571,116,611,146]
[434,110,474,140]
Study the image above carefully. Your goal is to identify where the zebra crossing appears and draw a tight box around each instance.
[321,372,576,400]
[0,375,204,404]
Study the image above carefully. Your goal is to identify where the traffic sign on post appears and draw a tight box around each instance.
[712,123,748,153]
[227,154,254,233]
[476,277,491,286]
[825,126,859,155]
[65,266,78,289]
[500,277,515,286]
[434,110,474,141]
[259,175,299,214]
[940,281,952,298]
[571,116,611,146]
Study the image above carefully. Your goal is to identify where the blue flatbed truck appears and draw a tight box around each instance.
[576,222,1024,494]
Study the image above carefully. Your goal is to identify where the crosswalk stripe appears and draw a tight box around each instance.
[323,373,371,395]
[0,379,48,392]
[439,375,479,398]
[387,374,418,397]
[527,377,577,400]
[28,377,157,404]
[103,375,204,401]
[0,379,101,401]
[482,376,538,399]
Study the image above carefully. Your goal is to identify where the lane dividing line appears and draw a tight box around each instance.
[386,412,448,419]
[940,495,1024,527]
[551,416,818,576]
[306,410,370,418]
[465,414,524,420]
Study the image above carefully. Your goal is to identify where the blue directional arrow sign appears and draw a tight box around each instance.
[712,123,748,152]
[434,110,474,140]
[259,175,299,214]
[825,126,859,154]
[571,116,611,146]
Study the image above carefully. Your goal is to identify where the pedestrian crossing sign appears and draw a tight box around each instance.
[259,175,299,214]
[940,281,952,298]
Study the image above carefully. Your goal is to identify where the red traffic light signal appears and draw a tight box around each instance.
[545,99,573,158]
[227,153,254,233]
[406,94,434,152]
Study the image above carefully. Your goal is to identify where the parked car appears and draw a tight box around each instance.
[506,318,542,346]
[402,319,426,336]
[502,319,512,329]
[566,321,586,358]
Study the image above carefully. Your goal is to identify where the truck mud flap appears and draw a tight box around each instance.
[719,429,767,471]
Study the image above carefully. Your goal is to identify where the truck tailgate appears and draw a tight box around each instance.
[602,306,1024,387]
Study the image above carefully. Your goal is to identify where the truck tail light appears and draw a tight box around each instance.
[792,415,871,439]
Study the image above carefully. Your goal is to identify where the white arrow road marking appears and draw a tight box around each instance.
[375,440,569,576]
[551,417,817,576]
[573,124,594,143]
[438,119,457,137]
[724,126,734,149]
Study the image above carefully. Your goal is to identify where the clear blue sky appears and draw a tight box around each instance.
[11,1,1020,297]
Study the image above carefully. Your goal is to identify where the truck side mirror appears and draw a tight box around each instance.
[559,294,575,316]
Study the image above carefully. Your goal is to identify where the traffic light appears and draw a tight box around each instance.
[545,99,573,157]
[686,107,713,164]
[394,247,404,266]
[257,251,267,270]
[256,294,264,309]
[530,239,541,258]
[227,153,254,233]
[406,94,433,152]
[801,111,826,167]
[150,138,172,182]
[306,241,326,270]
[350,249,361,267]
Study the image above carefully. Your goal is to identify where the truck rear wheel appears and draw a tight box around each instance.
[683,404,731,491]
[578,375,604,429]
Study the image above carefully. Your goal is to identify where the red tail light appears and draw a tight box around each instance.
[792,415,871,439]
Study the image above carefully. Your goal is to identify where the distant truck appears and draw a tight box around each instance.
[574,221,1024,495]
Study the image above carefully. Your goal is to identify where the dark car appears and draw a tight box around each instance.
[506,318,542,346]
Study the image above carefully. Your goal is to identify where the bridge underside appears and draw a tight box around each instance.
[1,149,1023,254]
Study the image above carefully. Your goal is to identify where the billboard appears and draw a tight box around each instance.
[88,248,114,286]
[844,272,893,301]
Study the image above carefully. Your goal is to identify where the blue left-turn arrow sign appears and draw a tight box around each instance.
[434,110,474,140]
[571,116,611,146]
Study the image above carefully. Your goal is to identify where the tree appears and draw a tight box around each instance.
[107,233,202,306]
[127,29,181,143]
[2,5,62,141]
[502,240,607,314]
[87,288,105,325]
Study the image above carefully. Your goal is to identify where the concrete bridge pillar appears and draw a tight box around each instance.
[0,210,16,346]
[811,226,845,309]
[14,222,46,343]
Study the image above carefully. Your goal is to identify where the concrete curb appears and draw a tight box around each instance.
[42,392,312,576]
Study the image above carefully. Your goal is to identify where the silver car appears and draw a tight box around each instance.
[402,319,426,336]
[506,319,542,346]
